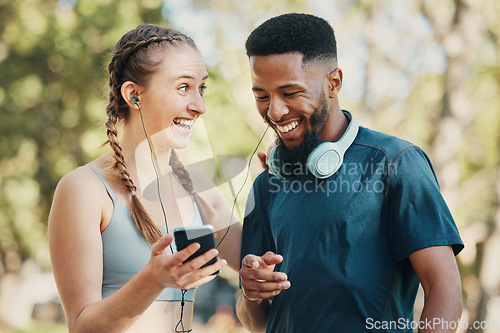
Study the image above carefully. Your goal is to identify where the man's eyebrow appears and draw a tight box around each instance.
[252,84,304,91]
[278,83,303,89]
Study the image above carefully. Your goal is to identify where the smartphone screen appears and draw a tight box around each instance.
[173,225,219,275]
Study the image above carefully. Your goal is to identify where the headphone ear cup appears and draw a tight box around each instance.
[268,146,284,180]
[307,142,342,179]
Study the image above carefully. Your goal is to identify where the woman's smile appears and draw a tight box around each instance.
[173,116,197,133]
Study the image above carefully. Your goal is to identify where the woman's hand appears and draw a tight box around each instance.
[146,234,227,290]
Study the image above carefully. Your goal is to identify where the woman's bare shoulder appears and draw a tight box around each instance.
[56,152,115,195]
[56,165,104,196]
[51,156,117,220]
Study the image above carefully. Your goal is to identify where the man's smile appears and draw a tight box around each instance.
[276,120,301,133]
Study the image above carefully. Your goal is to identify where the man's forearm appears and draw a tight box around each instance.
[418,284,463,333]
[236,292,271,333]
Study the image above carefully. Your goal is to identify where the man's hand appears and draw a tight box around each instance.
[240,251,291,302]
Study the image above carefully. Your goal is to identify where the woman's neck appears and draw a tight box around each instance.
[120,125,174,194]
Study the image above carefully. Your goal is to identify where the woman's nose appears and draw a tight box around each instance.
[188,91,206,114]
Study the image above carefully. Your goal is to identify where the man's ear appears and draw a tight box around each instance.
[121,81,140,109]
[327,68,343,98]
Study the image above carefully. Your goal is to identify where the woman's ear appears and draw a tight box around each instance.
[327,67,343,98]
[121,81,140,109]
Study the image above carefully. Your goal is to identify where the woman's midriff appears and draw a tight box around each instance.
[125,300,194,333]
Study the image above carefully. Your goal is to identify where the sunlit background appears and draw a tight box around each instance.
[0,0,499,332]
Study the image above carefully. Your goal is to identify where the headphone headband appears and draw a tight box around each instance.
[333,110,358,154]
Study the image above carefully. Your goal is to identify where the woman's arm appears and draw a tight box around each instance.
[48,167,225,333]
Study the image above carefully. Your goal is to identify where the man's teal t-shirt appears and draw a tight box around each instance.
[241,126,463,333]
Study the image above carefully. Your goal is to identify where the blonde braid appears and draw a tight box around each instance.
[169,151,216,226]
[105,85,162,244]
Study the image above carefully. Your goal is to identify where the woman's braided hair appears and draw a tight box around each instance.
[105,24,215,244]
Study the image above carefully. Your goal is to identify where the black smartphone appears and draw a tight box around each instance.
[173,225,219,275]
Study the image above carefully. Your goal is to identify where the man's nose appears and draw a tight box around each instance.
[267,97,289,122]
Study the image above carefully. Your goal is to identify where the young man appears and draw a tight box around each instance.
[237,13,464,333]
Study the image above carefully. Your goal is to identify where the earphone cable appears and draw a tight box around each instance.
[216,125,270,248]
[136,98,191,331]
[137,103,174,254]
[175,289,192,333]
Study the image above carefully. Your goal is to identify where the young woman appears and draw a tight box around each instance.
[48,24,242,333]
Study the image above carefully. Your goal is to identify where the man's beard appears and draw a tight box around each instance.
[274,95,329,174]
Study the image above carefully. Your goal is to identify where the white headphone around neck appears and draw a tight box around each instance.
[268,110,359,179]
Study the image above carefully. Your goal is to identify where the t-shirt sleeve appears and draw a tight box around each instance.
[240,174,276,270]
[387,147,464,262]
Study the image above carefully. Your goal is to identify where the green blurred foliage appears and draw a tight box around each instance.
[0,0,499,330]
[11,320,68,333]
[0,0,130,268]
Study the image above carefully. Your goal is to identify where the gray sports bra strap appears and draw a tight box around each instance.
[86,165,118,202]
[190,194,203,225]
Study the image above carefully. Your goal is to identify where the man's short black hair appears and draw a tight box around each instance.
[245,13,337,64]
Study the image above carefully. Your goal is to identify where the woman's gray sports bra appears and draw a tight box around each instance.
[87,165,203,301]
